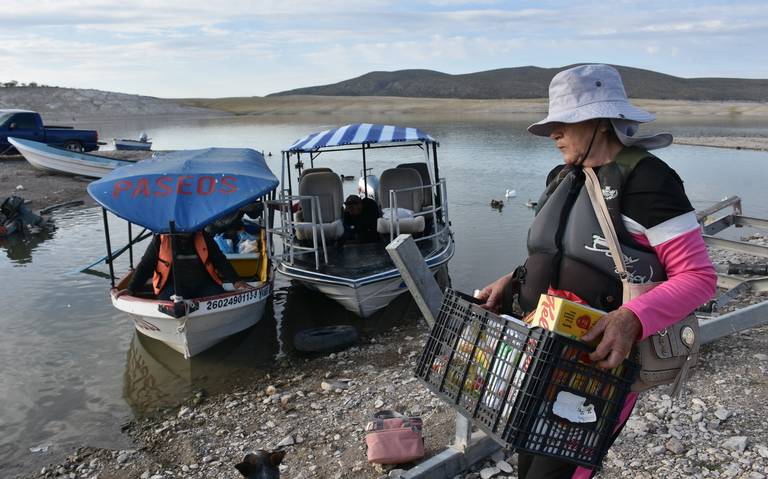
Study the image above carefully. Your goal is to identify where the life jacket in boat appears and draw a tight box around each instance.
[517,147,667,313]
[153,232,222,295]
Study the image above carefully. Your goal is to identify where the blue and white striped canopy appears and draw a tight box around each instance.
[287,123,435,152]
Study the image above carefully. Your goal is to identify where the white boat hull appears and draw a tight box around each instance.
[302,274,409,317]
[9,137,130,179]
[283,238,454,318]
[112,282,271,358]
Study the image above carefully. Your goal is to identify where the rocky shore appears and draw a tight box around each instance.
[19,234,768,479]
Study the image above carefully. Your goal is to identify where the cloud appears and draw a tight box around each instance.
[0,0,766,96]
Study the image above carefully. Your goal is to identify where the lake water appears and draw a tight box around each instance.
[2,115,767,476]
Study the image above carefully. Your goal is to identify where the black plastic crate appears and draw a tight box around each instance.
[416,289,638,469]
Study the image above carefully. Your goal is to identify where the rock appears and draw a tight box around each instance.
[747,473,765,479]
[665,438,685,455]
[650,445,666,456]
[691,398,707,409]
[722,436,748,453]
[321,380,349,392]
[480,466,501,479]
[374,398,385,409]
[202,455,214,463]
[496,460,513,473]
[389,469,405,478]
[756,444,768,458]
[177,406,191,418]
[117,452,131,464]
[16,184,24,190]
[140,472,150,479]
[277,435,295,447]
[714,407,731,421]
[266,385,277,396]
[753,353,768,361]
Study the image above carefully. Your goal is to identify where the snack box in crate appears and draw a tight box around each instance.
[415,289,638,469]
[525,294,605,343]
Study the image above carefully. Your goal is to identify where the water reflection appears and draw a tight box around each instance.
[123,308,280,417]
[0,227,55,263]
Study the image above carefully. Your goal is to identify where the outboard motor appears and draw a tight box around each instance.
[138,131,149,142]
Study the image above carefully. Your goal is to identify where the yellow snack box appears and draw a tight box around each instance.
[525,294,605,341]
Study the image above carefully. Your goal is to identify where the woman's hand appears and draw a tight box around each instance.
[476,273,518,313]
[581,307,642,369]
[233,280,251,290]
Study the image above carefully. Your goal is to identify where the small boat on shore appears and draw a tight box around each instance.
[87,148,279,358]
[114,132,152,151]
[9,136,136,178]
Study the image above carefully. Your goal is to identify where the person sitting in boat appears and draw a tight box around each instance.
[119,231,250,300]
[341,194,379,243]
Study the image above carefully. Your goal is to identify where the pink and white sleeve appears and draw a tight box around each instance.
[621,212,718,340]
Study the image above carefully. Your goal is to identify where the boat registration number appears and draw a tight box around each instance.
[203,286,270,311]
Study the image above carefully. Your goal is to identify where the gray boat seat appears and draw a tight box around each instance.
[377,167,425,235]
[294,171,344,241]
[397,162,433,207]
[299,167,333,179]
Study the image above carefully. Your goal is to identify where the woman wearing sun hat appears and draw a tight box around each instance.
[477,64,716,478]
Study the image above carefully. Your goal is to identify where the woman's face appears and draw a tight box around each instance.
[548,120,601,165]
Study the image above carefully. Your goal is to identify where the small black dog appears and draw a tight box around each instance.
[235,450,285,479]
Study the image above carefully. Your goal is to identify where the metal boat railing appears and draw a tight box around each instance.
[270,178,450,271]
[268,194,328,270]
[384,178,450,244]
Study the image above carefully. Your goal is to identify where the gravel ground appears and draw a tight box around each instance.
[19,235,768,479]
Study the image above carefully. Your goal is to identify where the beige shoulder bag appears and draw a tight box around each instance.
[584,168,699,396]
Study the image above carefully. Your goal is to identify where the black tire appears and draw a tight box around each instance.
[62,140,84,152]
[293,325,360,353]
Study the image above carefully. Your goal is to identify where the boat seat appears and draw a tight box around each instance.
[397,162,433,207]
[377,167,425,235]
[299,167,333,179]
[294,171,344,241]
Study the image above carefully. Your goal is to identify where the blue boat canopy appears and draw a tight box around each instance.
[87,148,279,233]
[287,123,436,153]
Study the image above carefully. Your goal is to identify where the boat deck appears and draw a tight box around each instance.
[288,233,450,280]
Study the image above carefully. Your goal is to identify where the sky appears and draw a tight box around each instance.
[1,0,767,98]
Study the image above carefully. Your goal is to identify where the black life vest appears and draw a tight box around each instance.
[517,147,667,313]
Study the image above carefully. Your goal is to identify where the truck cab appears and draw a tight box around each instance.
[0,110,99,153]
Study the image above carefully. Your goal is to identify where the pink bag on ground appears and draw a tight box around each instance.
[365,410,425,464]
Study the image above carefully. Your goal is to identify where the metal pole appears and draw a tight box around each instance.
[362,144,368,198]
[169,221,180,301]
[102,208,116,288]
[128,222,134,269]
[432,142,442,219]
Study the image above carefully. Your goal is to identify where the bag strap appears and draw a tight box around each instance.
[583,167,632,303]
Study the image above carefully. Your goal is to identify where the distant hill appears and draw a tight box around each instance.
[269,65,768,102]
[0,86,225,122]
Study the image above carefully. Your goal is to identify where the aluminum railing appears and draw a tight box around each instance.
[384,178,450,244]
[268,194,329,270]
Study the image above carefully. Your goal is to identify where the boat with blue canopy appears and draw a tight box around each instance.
[87,147,279,358]
[273,123,454,317]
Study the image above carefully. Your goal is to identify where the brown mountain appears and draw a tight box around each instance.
[269,65,768,101]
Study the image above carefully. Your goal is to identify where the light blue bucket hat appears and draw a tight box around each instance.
[528,64,672,150]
